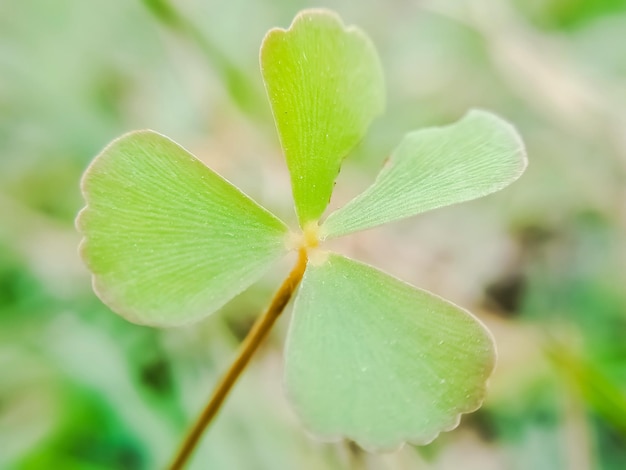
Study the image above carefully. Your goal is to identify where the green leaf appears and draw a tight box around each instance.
[285,253,495,451]
[321,110,527,239]
[77,131,288,326]
[261,9,385,226]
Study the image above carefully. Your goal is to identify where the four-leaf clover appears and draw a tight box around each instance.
[77,9,527,451]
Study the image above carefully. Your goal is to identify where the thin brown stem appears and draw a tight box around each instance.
[168,250,308,470]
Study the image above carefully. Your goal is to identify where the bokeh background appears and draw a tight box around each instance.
[1,0,625,468]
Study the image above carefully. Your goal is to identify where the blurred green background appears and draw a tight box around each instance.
[1,0,625,468]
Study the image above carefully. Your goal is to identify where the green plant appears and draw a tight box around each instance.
[76,8,527,468]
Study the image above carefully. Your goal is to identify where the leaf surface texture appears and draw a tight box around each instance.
[78,131,288,326]
[285,253,495,450]
[322,110,527,238]
[261,9,385,225]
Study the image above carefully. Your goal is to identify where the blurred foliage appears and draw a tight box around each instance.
[1,0,625,469]
[514,0,626,30]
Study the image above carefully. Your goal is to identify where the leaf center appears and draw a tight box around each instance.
[286,220,322,253]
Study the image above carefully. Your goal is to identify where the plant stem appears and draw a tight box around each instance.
[141,0,265,117]
[168,250,308,470]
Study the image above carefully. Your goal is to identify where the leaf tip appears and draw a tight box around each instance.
[465,108,529,178]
